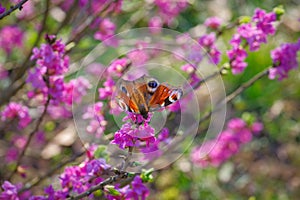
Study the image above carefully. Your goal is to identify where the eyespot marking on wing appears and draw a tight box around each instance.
[147,78,160,93]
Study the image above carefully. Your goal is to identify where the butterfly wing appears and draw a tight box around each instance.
[148,83,183,111]
[116,78,148,115]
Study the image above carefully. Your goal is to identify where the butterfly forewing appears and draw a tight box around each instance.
[115,75,183,118]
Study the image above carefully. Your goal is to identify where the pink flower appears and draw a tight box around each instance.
[64,77,92,104]
[191,118,264,168]
[126,176,149,200]
[227,118,246,130]
[0,3,5,14]
[198,33,216,48]
[1,102,32,129]
[0,26,24,54]
[198,33,221,64]
[154,0,188,24]
[237,23,267,51]
[251,122,264,134]
[47,105,72,119]
[127,42,151,66]
[111,113,156,149]
[98,77,115,99]
[111,123,136,149]
[94,18,116,43]
[268,39,300,80]
[0,181,19,199]
[107,58,129,77]
[204,16,222,29]
[181,64,195,74]
[5,147,19,163]
[86,63,105,77]
[82,102,107,138]
[227,46,248,74]
[227,8,278,74]
[149,16,163,34]
[252,8,276,35]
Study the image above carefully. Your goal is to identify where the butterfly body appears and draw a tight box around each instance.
[116,75,183,119]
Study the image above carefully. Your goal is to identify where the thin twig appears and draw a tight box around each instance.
[54,0,79,34]
[225,68,269,103]
[122,147,133,170]
[66,0,112,46]
[18,150,85,193]
[155,67,271,160]
[0,0,29,20]
[68,170,133,200]
[7,95,51,181]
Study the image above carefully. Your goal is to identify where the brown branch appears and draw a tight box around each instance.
[19,151,85,193]
[68,170,135,200]
[200,67,270,127]
[122,146,133,170]
[66,0,112,46]
[225,67,269,103]
[54,0,79,34]
[0,0,29,20]
[7,94,51,181]
[157,67,271,160]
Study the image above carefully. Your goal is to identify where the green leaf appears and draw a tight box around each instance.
[131,161,143,167]
[239,16,251,24]
[105,185,121,196]
[241,112,256,125]
[273,5,285,20]
[94,145,109,160]
[140,168,154,182]
[44,121,56,132]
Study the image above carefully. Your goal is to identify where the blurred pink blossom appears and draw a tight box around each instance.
[0,26,24,54]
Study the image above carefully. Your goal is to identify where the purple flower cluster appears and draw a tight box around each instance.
[0,181,30,200]
[0,3,5,14]
[204,16,223,30]
[111,113,156,149]
[191,118,263,168]
[227,8,277,74]
[0,26,24,54]
[198,33,221,64]
[98,58,130,100]
[105,176,149,200]
[82,102,107,138]
[0,157,111,199]
[27,35,91,118]
[94,18,116,46]
[59,158,110,194]
[175,33,203,66]
[148,16,163,34]
[269,39,300,80]
[107,58,130,77]
[141,127,170,160]
[5,135,27,163]
[27,35,69,102]
[127,41,152,67]
[98,77,116,100]
[154,0,188,25]
[1,102,32,129]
